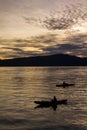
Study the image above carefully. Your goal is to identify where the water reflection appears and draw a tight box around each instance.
[35,103,58,111]
[0,67,87,130]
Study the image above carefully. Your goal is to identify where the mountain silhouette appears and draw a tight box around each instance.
[0,54,87,66]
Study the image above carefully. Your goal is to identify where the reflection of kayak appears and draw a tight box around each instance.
[56,83,75,87]
[34,99,67,106]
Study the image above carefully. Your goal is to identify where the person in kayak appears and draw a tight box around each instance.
[51,96,57,110]
[63,81,68,85]
[51,96,57,104]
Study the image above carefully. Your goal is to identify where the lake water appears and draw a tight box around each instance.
[0,67,87,130]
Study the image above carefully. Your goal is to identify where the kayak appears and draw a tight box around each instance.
[34,98,67,110]
[34,99,67,106]
[56,83,75,87]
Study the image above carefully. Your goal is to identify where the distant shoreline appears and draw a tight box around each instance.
[0,54,87,66]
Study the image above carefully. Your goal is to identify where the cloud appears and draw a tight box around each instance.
[23,16,39,25]
[58,34,87,56]
[0,32,87,59]
[38,33,87,56]
[24,3,87,31]
[65,34,87,44]
[0,34,57,59]
[41,4,87,30]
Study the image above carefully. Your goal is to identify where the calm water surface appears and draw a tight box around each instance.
[0,67,87,130]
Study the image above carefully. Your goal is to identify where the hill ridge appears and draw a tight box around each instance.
[0,54,87,66]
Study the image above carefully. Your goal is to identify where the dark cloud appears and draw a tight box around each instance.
[42,43,87,57]
[43,44,80,53]
[58,44,82,50]
[65,34,87,44]
[32,33,87,57]
[0,32,87,59]
[41,4,87,30]
[24,3,87,31]
[2,47,23,52]
[36,33,87,56]
[0,45,42,59]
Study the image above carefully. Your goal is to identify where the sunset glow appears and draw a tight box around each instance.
[0,0,87,59]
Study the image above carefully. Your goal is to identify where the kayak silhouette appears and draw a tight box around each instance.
[34,96,67,111]
[56,82,75,88]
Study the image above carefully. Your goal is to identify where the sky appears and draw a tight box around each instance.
[0,0,87,59]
